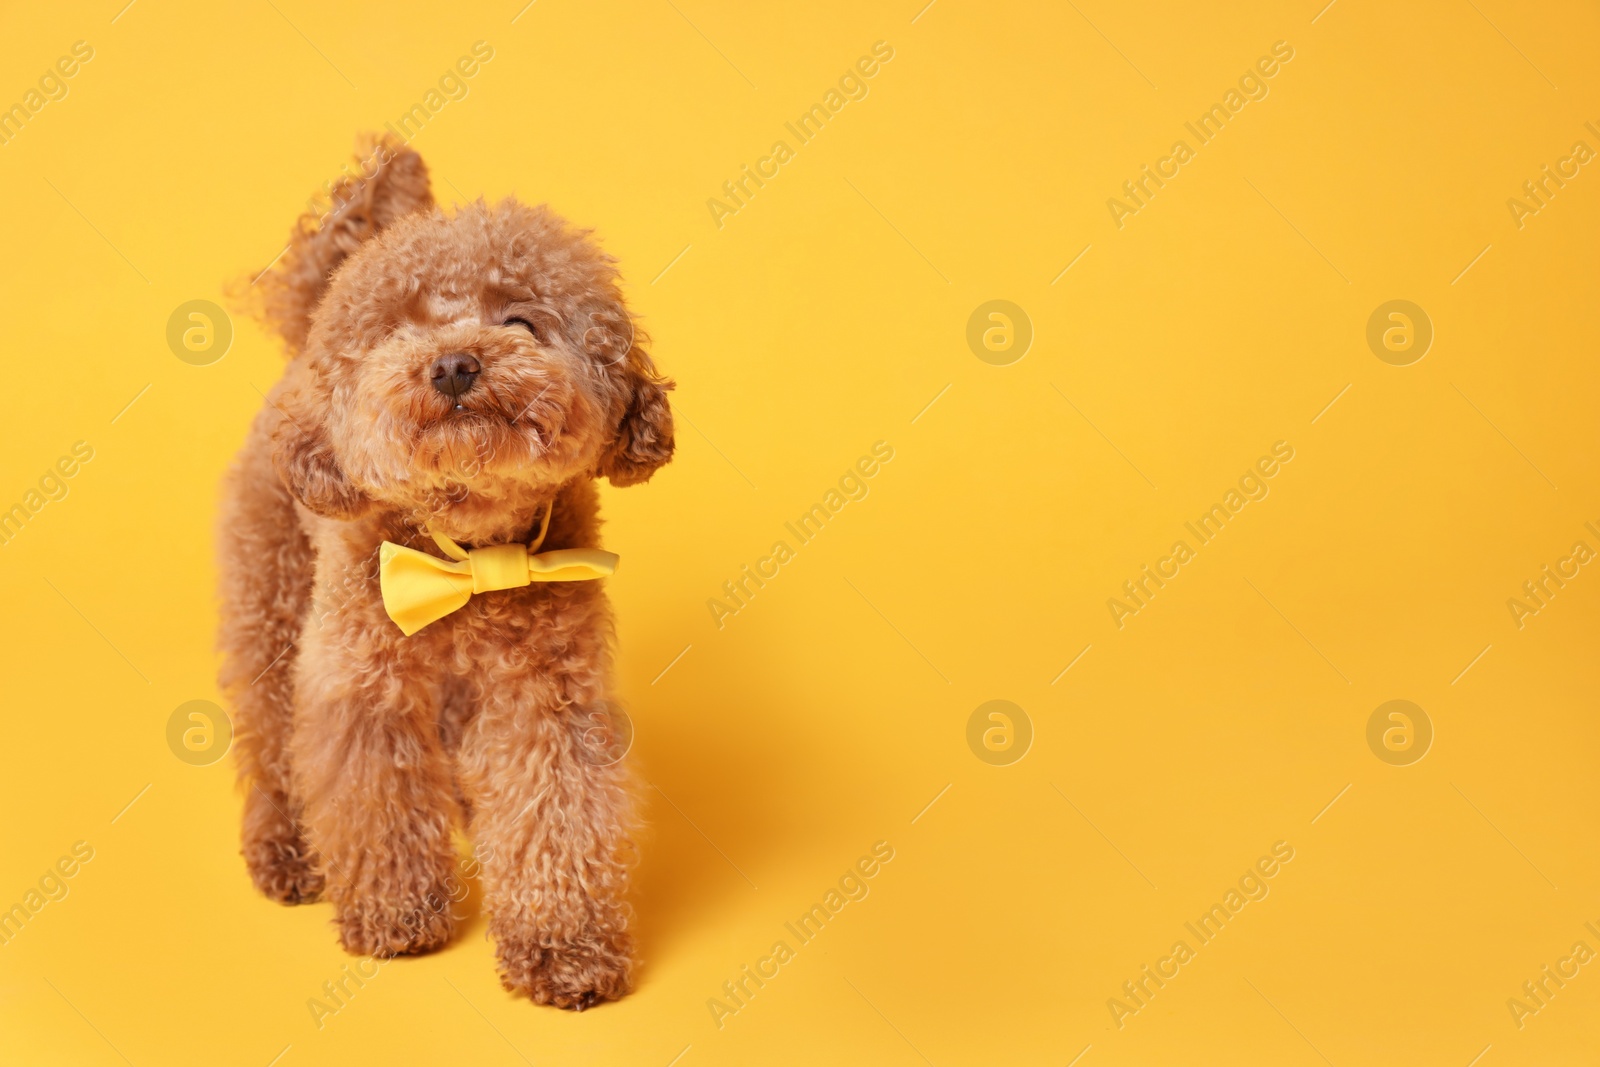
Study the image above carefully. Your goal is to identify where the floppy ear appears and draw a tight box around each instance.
[254,132,434,355]
[600,346,676,488]
[268,376,370,519]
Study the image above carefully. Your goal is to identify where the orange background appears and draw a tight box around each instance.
[1,1,1598,1063]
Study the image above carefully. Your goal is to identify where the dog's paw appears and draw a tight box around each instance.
[242,800,324,905]
[244,836,325,904]
[335,890,456,958]
[495,932,633,1010]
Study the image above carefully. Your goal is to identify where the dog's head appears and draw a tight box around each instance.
[258,136,673,542]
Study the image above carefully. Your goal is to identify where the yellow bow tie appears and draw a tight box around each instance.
[377,503,617,636]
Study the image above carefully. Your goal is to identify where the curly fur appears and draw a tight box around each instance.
[217,134,673,1009]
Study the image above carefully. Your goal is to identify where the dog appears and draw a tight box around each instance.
[216,134,673,1009]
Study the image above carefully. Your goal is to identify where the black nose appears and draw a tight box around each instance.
[430,353,481,399]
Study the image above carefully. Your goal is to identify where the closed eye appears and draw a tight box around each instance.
[504,317,541,340]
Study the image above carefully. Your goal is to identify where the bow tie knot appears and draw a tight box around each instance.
[466,541,543,593]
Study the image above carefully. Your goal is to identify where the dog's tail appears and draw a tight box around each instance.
[243,132,434,356]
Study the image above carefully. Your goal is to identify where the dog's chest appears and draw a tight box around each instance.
[444,579,609,671]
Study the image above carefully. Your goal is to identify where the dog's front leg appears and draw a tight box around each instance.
[458,651,634,1009]
[290,594,461,957]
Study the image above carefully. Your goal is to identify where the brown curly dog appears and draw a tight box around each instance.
[216,134,673,1009]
